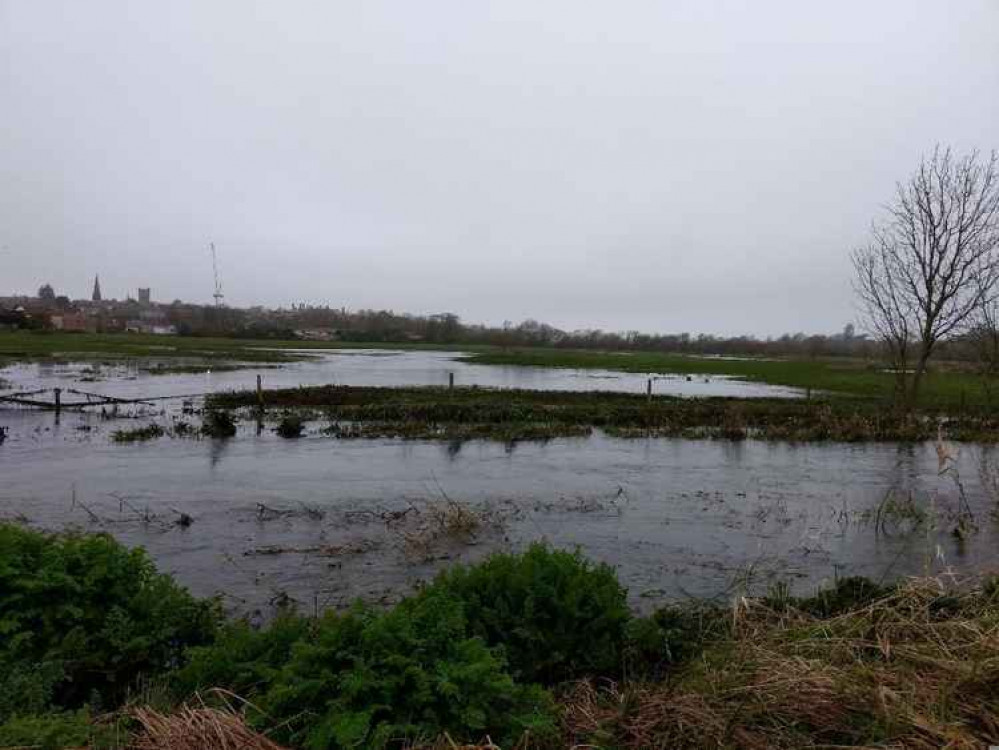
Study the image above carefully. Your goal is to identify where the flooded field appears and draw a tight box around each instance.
[2,351,997,617]
[0,348,804,399]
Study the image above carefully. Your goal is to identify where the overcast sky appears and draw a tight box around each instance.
[1,1,997,335]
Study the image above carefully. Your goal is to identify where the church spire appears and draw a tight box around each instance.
[92,275,102,302]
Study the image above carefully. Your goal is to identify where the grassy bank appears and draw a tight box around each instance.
[4,331,995,410]
[0,331,480,366]
[3,523,999,749]
[463,348,993,409]
[207,384,999,442]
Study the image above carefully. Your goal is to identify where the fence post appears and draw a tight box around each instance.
[256,374,264,410]
[647,378,652,401]
[449,372,454,390]
[53,388,62,413]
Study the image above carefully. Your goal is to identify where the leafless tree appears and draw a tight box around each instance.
[852,146,999,408]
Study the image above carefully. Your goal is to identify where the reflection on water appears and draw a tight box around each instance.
[0,348,803,399]
[1,404,997,614]
[1,351,994,616]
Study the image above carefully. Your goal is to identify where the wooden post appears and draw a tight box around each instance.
[256,374,264,409]
[449,372,454,390]
[647,378,652,401]
[53,388,61,413]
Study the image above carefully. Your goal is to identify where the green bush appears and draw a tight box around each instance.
[0,653,64,719]
[262,591,556,750]
[0,711,93,750]
[0,524,220,713]
[427,544,630,684]
[174,611,312,699]
[625,601,730,679]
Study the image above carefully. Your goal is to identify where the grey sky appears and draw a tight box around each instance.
[1,1,997,335]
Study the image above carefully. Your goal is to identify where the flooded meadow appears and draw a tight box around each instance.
[2,350,997,617]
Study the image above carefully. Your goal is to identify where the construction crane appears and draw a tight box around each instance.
[209,242,225,308]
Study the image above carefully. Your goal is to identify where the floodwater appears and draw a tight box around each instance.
[0,348,804,400]
[2,351,998,617]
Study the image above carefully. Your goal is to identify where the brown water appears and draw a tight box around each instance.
[2,352,996,617]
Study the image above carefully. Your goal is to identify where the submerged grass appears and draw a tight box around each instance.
[464,348,994,409]
[3,332,995,410]
[209,385,999,442]
[111,423,166,443]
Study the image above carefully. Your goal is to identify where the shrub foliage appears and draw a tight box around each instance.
[427,543,630,683]
[0,525,219,715]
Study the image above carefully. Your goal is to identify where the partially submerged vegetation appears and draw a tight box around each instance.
[274,413,306,438]
[208,384,999,442]
[3,524,999,749]
[111,423,165,443]
[201,409,237,438]
[3,330,999,412]
[463,348,997,409]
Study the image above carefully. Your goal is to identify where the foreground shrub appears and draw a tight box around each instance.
[0,524,220,713]
[262,590,556,750]
[624,601,731,679]
[174,611,312,699]
[0,711,95,750]
[427,543,630,684]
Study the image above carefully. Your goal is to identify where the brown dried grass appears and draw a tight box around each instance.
[129,705,287,750]
[562,576,999,749]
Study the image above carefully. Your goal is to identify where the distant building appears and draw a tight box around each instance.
[138,288,151,305]
[50,311,88,332]
[92,275,102,302]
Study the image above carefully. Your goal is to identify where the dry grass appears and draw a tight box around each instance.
[130,705,287,750]
[399,497,494,560]
[562,577,999,749]
[111,577,999,749]
[410,732,548,750]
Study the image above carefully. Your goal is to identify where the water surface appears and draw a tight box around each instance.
[2,350,993,616]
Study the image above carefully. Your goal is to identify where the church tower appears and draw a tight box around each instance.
[92,275,102,302]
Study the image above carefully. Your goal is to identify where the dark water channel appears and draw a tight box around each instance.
[2,352,997,616]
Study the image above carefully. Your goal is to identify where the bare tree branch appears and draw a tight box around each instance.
[853,146,999,408]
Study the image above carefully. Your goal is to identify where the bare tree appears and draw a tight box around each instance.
[853,146,999,408]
